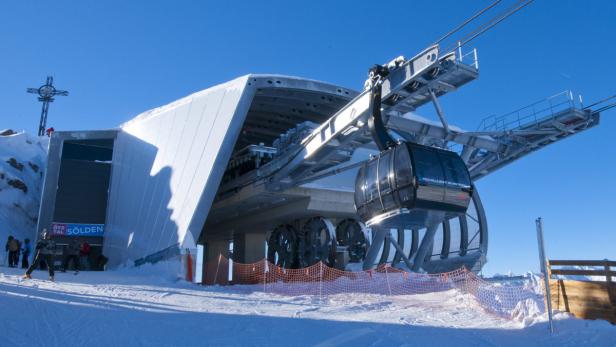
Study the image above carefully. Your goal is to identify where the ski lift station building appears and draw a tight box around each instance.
[36,48,601,275]
[37,75,371,269]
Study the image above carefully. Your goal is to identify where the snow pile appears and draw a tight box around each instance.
[0,130,48,260]
[523,271,546,293]
[483,271,544,294]
[116,259,186,284]
[511,297,545,326]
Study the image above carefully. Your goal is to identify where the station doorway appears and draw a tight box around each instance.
[48,138,114,270]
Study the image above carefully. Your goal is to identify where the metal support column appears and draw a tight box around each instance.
[429,88,450,135]
[411,224,439,272]
[536,217,554,334]
[385,230,414,270]
[363,226,387,270]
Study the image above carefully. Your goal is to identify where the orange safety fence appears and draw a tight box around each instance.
[203,255,545,319]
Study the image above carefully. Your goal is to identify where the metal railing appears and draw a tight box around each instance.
[134,243,180,267]
[477,90,580,132]
[457,44,479,69]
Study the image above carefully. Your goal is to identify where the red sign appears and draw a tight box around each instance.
[51,223,67,235]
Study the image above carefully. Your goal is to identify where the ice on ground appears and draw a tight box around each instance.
[0,266,614,347]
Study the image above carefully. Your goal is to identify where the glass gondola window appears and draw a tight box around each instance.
[410,145,445,204]
[439,151,472,209]
[439,152,471,188]
[378,152,396,210]
[377,153,390,193]
[366,159,379,204]
[411,146,444,186]
[354,164,367,214]
[393,145,414,204]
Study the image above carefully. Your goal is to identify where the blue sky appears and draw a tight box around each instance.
[1,1,614,274]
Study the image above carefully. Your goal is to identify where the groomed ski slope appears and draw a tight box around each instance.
[0,265,614,347]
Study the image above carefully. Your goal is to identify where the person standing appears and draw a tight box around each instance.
[62,239,80,273]
[16,238,22,266]
[5,236,13,266]
[79,240,91,270]
[21,238,31,269]
[6,236,20,268]
[23,229,56,281]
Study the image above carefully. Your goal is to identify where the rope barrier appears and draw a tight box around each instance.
[203,255,545,320]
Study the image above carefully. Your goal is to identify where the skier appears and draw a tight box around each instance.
[23,229,56,281]
[62,239,80,273]
[21,238,31,269]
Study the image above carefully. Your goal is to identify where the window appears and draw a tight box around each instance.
[354,164,367,207]
[439,152,471,188]
[394,145,413,188]
[366,159,379,203]
[378,151,392,194]
[411,146,444,186]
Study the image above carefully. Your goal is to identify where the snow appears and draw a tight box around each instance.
[0,131,48,262]
[0,133,613,346]
[0,265,614,347]
[510,298,544,327]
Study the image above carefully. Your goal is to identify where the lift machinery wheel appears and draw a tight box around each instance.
[267,224,298,269]
[298,217,337,268]
[335,219,370,263]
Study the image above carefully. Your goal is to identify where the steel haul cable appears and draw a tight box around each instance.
[436,0,535,54]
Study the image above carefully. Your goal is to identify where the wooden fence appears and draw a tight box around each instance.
[547,259,616,324]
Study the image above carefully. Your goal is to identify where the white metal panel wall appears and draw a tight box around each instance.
[103,76,252,266]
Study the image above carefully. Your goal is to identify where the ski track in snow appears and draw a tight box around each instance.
[0,267,615,347]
